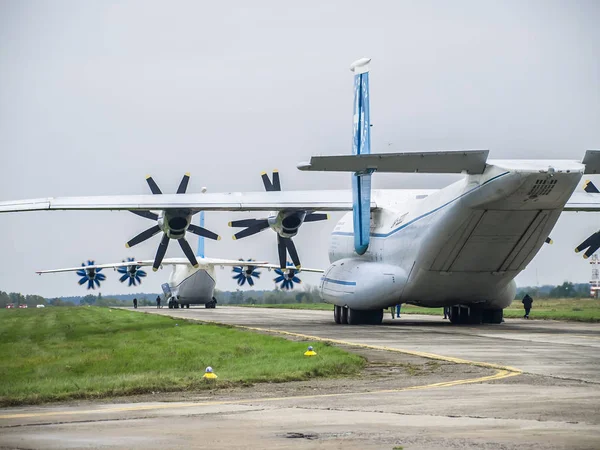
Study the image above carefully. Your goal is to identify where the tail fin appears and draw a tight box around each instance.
[197,211,205,258]
[350,58,372,255]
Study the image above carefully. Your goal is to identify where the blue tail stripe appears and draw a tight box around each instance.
[197,211,205,258]
[351,68,372,256]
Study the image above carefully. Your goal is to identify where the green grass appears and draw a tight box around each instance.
[0,307,364,406]
[236,299,600,322]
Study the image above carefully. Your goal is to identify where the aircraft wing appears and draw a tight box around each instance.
[37,257,324,274]
[0,190,372,213]
[563,192,600,212]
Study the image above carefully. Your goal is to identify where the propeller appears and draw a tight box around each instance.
[229,171,328,269]
[117,257,147,287]
[76,260,106,290]
[231,259,261,287]
[127,174,220,271]
[584,180,599,194]
[274,262,302,290]
[575,231,600,259]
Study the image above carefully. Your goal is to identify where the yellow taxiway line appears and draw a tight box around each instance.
[0,318,522,421]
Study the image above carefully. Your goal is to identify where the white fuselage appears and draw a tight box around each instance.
[168,265,216,305]
[320,161,584,311]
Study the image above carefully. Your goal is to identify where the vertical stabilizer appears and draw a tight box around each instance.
[350,58,372,255]
[197,211,205,258]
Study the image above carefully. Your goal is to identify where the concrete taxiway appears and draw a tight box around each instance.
[1,307,599,449]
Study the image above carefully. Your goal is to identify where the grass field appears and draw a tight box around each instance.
[0,307,364,406]
[239,298,600,322]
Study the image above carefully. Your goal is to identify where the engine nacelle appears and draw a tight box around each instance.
[158,209,192,239]
[268,210,307,238]
[319,259,408,310]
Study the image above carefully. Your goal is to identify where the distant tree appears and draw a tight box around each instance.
[80,294,96,305]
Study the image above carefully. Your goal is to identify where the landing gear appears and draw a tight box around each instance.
[205,298,217,309]
[334,306,383,325]
[185,303,190,309]
[334,305,342,324]
[449,305,503,324]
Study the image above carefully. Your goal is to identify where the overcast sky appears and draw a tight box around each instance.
[1,0,599,298]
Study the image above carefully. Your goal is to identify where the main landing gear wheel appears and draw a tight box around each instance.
[343,308,384,325]
[185,304,190,309]
[341,306,349,324]
[334,305,342,324]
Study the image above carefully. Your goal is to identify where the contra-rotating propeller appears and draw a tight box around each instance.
[575,231,600,259]
[228,171,328,269]
[274,262,302,290]
[127,173,220,271]
[231,259,261,286]
[117,257,147,286]
[76,260,106,290]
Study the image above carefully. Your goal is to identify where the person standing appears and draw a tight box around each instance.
[443,306,450,319]
[522,294,533,319]
[133,297,138,309]
[156,295,161,309]
[396,304,401,318]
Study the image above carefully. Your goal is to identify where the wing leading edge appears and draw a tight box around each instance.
[0,190,374,213]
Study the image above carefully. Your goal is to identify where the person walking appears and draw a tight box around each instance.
[522,294,533,319]
[133,297,138,309]
[156,295,161,309]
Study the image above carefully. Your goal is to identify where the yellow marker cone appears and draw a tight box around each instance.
[304,346,317,356]
[203,366,218,379]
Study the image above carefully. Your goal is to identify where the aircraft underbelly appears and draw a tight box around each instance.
[173,269,215,305]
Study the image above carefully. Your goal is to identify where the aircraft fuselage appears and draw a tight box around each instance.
[321,160,583,310]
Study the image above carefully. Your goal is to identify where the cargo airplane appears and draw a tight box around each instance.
[1,58,599,324]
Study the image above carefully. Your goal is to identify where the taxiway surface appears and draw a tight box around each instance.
[1,307,599,450]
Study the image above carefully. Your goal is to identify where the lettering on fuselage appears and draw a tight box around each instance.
[391,212,408,229]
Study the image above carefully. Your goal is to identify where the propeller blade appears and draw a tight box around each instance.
[177,173,190,194]
[248,277,254,286]
[585,241,600,258]
[584,180,600,194]
[137,270,147,278]
[232,266,243,274]
[178,238,199,267]
[261,170,281,191]
[78,277,88,286]
[130,210,159,221]
[126,225,161,248]
[119,273,129,283]
[277,235,287,269]
[233,221,269,240]
[145,176,162,194]
[282,237,301,269]
[128,277,134,287]
[304,213,329,222]
[575,232,600,253]
[87,279,94,290]
[274,275,285,283]
[153,234,170,271]
[229,218,266,228]
[188,224,221,241]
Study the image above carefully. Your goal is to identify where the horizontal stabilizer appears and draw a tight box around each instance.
[297,150,489,175]
[582,150,600,174]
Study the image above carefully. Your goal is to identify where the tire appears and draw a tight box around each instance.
[341,306,349,324]
[482,308,503,324]
[467,306,483,324]
[347,308,362,325]
[366,309,384,325]
[334,305,342,324]
[449,306,461,324]
[186,304,190,309]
